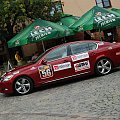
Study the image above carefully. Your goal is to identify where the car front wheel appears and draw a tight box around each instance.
[95,58,112,75]
[14,76,33,95]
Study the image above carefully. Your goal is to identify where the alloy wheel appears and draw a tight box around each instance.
[14,77,32,95]
[96,58,112,75]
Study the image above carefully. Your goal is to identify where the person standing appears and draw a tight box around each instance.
[15,51,23,66]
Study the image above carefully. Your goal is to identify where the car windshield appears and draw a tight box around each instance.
[32,49,50,63]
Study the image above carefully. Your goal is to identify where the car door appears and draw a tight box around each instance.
[38,45,73,83]
[69,42,98,76]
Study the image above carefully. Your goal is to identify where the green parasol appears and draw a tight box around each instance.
[8,19,73,49]
[111,8,120,14]
[57,14,80,27]
[70,6,120,32]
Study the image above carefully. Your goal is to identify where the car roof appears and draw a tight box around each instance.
[50,40,100,50]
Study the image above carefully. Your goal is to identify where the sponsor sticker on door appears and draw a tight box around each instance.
[71,52,89,62]
[38,65,53,79]
[74,60,90,72]
[53,62,71,72]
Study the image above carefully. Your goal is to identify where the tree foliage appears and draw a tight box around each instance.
[0,0,62,41]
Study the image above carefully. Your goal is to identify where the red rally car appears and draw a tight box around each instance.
[0,40,120,95]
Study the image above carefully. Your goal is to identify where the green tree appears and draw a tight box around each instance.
[0,0,62,41]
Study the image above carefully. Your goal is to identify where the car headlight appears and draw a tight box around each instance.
[4,75,14,82]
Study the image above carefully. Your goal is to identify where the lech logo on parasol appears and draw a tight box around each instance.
[94,12,117,27]
[78,26,83,31]
[30,26,53,41]
[34,26,40,30]
[96,12,102,16]
[15,40,20,45]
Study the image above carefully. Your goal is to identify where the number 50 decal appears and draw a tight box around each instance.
[38,65,53,79]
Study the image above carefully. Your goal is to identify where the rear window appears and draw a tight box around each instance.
[70,42,97,55]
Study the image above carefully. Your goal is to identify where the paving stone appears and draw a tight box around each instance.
[0,67,120,120]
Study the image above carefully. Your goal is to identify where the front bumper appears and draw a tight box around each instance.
[0,80,13,94]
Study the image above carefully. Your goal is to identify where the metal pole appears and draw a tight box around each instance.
[41,40,45,52]
[7,60,13,71]
[99,29,102,41]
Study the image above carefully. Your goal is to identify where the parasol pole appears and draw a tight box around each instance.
[41,40,45,52]
[99,29,102,41]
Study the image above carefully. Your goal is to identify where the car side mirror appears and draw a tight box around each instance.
[41,58,47,65]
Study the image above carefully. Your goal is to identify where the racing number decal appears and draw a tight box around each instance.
[38,65,53,79]
[41,68,51,77]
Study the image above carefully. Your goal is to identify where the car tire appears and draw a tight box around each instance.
[14,76,33,95]
[95,58,112,76]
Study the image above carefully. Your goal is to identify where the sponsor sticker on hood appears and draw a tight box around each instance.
[13,71,20,75]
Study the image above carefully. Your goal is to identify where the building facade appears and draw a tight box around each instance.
[60,0,120,42]
[61,0,120,16]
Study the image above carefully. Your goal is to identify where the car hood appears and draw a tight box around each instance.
[3,62,36,76]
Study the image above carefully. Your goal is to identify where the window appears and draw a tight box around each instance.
[45,46,67,61]
[88,43,97,50]
[50,1,63,16]
[95,0,111,8]
[70,42,97,55]
[70,43,90,55]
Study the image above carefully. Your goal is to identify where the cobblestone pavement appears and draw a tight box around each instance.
[0,67,120,120]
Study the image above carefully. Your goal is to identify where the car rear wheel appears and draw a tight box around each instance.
[14,77,33,95]
[95,58,112,75]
